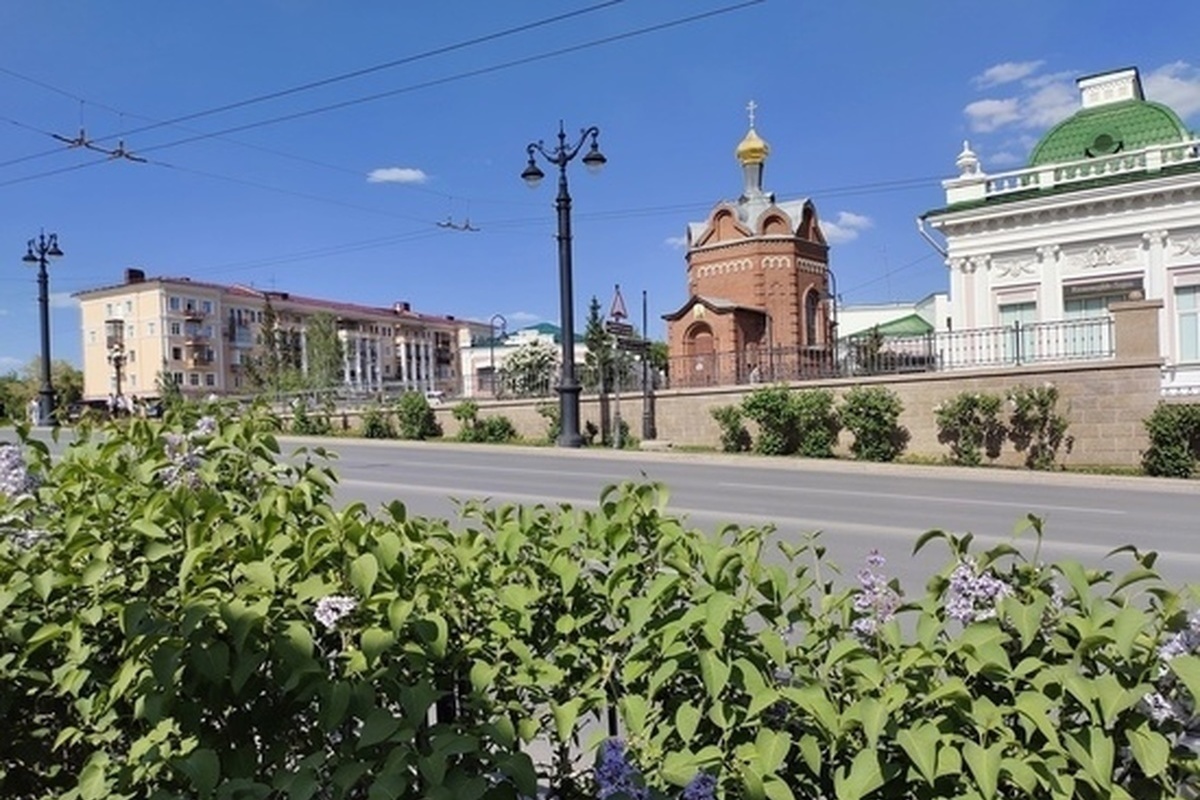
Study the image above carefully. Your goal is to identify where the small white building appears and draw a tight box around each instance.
[457,323,589,398]
[921,66,1200,395]
[837,292,950,339]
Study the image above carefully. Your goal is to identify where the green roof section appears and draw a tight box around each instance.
[1029,99,1191,167]
[874,313,934,337]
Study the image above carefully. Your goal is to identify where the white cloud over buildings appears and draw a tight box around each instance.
[366,167,429,184]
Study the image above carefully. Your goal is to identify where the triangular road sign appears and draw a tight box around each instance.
[609,284,628,320]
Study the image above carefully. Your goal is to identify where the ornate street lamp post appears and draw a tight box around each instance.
[522,122,606,447]
[22,232,64,426]
[105,318,127,401]
[488,313,506,396]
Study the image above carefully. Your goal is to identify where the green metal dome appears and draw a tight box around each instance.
[1029,99,1191,166]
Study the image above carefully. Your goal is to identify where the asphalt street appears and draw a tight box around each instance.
[5,428,1197,595]
[280,436,1199,595]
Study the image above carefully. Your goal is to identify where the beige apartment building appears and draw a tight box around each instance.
[75,268,489,402]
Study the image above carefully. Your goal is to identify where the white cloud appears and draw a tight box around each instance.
[964,98,1023,133]
[0,355,22,370]
[973,60,1044,88]
[822,211,873,244]
[986,150,1023,167]
[1022,81,1078,128]
[366,167,429,184]
[663,235,688,250]
[49,292,79,309]
[1145,61,1200,120]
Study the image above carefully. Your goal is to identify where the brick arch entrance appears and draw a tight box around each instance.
[684,321,717,385]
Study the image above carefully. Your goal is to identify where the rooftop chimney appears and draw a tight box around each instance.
[125,267,146,284]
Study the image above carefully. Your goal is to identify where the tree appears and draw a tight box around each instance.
[304,312,343,390]
[243,299,303,395]
[21,359,83,408]
[499,339,558,398]
[582,296,613,393]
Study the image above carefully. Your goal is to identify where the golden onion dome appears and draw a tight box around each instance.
[735,126,769,165]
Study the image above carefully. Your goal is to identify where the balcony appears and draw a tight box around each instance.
[183,306,208,320]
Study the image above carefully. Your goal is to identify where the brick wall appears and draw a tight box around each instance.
[427,358,1161,466]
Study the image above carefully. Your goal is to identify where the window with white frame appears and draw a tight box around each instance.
[998,301,1037,363]
[147,321,156,335]
[204,373,216,387]
[169,296,181,311]
[1178,285,1200,363]
[169,322,181,336]
[189,373,200,386]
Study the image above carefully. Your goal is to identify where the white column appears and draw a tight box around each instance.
[423,340,433,391]
[1144,230,1169,361]
[1038,245,1063,320]
[971,255,991,326]
[342,336,352,388]
[399,335,409,390]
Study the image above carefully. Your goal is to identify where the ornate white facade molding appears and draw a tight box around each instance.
[1036,244,1061,261]
[1142,229,1169,248]
[1171,234,1200,257]
[993,254,1037,278]
[761,256,791,270]
[1066,242,1138,270]
[695,258,753,278]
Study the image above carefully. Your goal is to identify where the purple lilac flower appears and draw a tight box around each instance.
[7,527,50,550]
[852,551,900,639]
[194,416,218,437]
[595,739,647,800]
[160,432,205,490]
[1159,623,1200,664]
[0,444,38,499]
[314,595,358,631]
[682,772,717,800]
[945,557,1012,624]
[1144,691,1180,724]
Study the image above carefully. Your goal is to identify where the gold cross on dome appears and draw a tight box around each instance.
[746,99,757,128]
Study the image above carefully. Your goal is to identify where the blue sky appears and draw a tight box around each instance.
[2,1,1200,370]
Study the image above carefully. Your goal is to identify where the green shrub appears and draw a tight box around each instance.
[453,400,517,443]
[839,385,907,462]
[1142,402,1200,477]
[537,402,561,444]
[359,404,396,439]
[1008,383,1073,470]
[4,416,1199,799]
[935,390,1006,466]
[395,391,441,440]
[791,388,841,458]
[741,385,800,455]
[289,399,332,435]
[710,404,751,453]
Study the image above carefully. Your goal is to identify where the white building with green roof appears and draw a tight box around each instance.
[921,66,1200,396]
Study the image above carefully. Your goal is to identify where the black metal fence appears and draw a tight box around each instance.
[662,317,1115,389]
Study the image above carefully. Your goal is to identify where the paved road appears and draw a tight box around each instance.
[5,428,1197,594]
[279,436,1199,594]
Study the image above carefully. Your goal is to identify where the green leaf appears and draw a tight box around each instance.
[851,697,886,749]
[178,748,220,798]
[1168,655,1200,705]
[1065,727,1114,791]
[699,651,730,701]
[240,560,276,592]
[1110,605,1147,659]
[675,702,702,743]
[753,728,792,773]
[350,553,380,597]
[361,627,394,664]
[763,777,796,800]
[833,749,883,800]
[1014,692,1061,748]
[620,694,650,736]
[896,724,939,785]
[1127,721,1170,778]
[550,698,582,742]
[963,741,1002,800]
[358,707,401,749]
[414,614,448,659]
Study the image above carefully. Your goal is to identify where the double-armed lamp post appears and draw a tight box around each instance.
[22,231,64,426]
[522,122,606,447]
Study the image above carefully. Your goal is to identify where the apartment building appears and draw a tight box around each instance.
[75,268,489,401]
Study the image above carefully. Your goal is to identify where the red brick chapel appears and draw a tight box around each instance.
[664,103,832,386]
